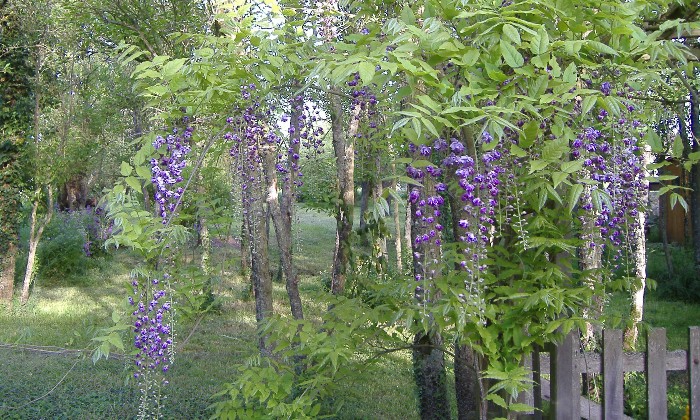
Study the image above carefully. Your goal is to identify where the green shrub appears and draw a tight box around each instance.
[647,244,700,302]
[16,209,111,286]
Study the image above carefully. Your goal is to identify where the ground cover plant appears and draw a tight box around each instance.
[1,0,700,419]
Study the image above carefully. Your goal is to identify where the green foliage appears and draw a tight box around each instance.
[647,245,700,302]
[296,151,338,215]
[210,294,395,419]
[0,138,26,252]
[15,209,110,286]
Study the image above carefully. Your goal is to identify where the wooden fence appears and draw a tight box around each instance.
[518,327,700,419]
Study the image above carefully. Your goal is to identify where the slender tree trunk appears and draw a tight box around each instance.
[580,187,603,345]
[330,92,360,295]
[358,179,370,248]
[624,149,651,349]
[372,155,387,271]
[262,145,303,320]
[21,188,53,305]
[0,242,16,303]
[198,169,213,307]
[243,150,273,356]
[391,160,403,272]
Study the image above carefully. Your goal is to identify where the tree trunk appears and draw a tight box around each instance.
[20,188,54,305]
[413,331,450,420]
[358,179,370,248]
[580,187,603,345]
[372,154,387,271]
[391,160,403,272]
[624,149,651,349]
[262,144,304,320]
[243,152,273,356]
[0,242,16,303]
[455,343,480,419]
[330,92,360,295]
[687,96,700,275]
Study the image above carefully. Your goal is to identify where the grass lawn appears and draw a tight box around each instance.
[0,206,419,419]
[1,205,698,419]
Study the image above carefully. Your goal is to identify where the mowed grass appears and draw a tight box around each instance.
[0,206,420,419]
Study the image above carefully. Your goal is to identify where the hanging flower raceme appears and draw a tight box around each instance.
[150,121,193,224]
[407,134,509,299]
[129,275,174,382]
[574,82,645,258]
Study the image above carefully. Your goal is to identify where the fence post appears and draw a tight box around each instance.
[647,328,667,419]
[603,329,624,419]
[551,330,580,419]
[691,327,700,420]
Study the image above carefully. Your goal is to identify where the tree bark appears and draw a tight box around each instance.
[687,96,700,274]
[358,179,370,248]
[580,187,603,345]
[262,144,304,320]
[624,149,651,349]
[413,331,450,420]
[0,242,16,303]
[372,154,387,271]
[330,92,360,295]
[20,188,54,305]
[455,343,479,420]
[243,151,273,356]
[391,158,403,272]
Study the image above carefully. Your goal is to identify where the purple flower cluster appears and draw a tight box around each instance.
[150,123,193,224]
[130,276,173,381]
[407,134,508,275]
[347,72,380,139]
[574,89,645,257]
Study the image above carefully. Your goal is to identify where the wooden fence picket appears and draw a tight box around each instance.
[514,327,700,420]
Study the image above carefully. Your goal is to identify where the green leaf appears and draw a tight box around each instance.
[500,40,524,68]
[509,403,535,412]
[529,160,547,173]
[502,23,521,45]
[671,135,684,158]
[645,130,663,153]
[561,160,583,174]
[587,40,619,56]
[519,120,539,148]
[161,58,187,78]
[486,394,508,409]
[530,26,549,55]
[552,171,568,188]
[120,162,133,177]
[125,176,142,192]
[462,49,480,66]
[135,166,151,180]
[582,95,597,116]
[562,62,577,83]
[568,184,584,213]
[401,6,416,24]
[358,61,375,85]
[510,144,527,157]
